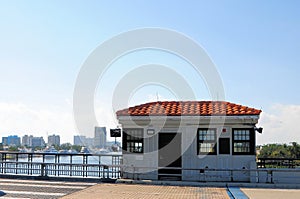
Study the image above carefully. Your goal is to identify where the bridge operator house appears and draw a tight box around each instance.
[116,101,261,182]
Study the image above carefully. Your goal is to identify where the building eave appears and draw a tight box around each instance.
[117,115,260,126]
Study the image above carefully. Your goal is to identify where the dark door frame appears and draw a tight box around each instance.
[219,137,230,155]
[158,132,182,180]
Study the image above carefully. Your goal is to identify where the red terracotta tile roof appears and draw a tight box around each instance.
[116,101,261,116]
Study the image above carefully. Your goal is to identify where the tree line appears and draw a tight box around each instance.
[257,142,300,159]
[0,143,82,152]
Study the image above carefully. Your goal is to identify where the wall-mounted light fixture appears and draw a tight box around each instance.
[147,129,155,135]
[254,127,263,134]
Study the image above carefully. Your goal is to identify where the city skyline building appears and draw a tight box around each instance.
[2,127,112,148]
[21,135,46,148]
[30,136,45,148]
[73,135,95,147]
[86,137,94,147]
[94,127,107,148]
[22,135,30,146]
[73,135,86,146]
[2,137,8,146]
[48,134,60,146]
[2,135,20,146]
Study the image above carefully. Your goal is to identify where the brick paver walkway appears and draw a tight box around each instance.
[62,183,230,199]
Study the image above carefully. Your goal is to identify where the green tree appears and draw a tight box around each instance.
[71,145,82,152]
[8,146,18,151]
[60,143,72,150]
[288,142,300,158]
[34,146,43,151]
[258,142,300,159]
[52,144,61,151]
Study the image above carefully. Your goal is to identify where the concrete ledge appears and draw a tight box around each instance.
[117,179,227,187]
[1,174,299,189]
[117,179,300,189]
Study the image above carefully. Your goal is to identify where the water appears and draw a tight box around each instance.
[16,152,121,165]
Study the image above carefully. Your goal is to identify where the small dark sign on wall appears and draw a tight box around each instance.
[110,128,121,137]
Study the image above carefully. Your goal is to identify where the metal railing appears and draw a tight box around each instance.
[1,151,300,184]
[0,151,122,179]
[257,157,300,168]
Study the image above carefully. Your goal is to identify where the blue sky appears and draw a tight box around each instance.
[0,1,300,144]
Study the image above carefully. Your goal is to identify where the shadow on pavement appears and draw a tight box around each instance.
[0,191,6,197]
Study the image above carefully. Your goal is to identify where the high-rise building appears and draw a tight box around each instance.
[22,135,30,146]
[48,134,60,146]
[73,135,95,147]
[2,137,8,146]
[74,135,86,146]
[2,135,20,146]
[21,135,45,148]
[30,136,45,148]
[86,137,94,147]
[94,127,107,148]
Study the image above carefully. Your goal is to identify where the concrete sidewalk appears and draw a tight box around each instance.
[241,188,300,199]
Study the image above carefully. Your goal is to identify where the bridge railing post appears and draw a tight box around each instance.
[41,163,46,177]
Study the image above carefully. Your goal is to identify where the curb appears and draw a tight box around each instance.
[116,179,300,189]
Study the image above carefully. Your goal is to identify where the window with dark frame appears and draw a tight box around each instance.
[122,128,144,153]
[197,128,217,155]
[232,129,255,155]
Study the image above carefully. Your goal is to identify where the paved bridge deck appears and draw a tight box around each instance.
[0,178,96,199]
[62,183,230,199]
[1,178,300,199]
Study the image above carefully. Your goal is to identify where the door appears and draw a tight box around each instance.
[158,133,182,180]
[219,138,230,154]
[218,138,231,181]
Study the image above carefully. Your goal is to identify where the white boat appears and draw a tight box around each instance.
[97,148,110,154]
[67,149,78,154]
[80,146,91,154]
[44,146,58,153]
